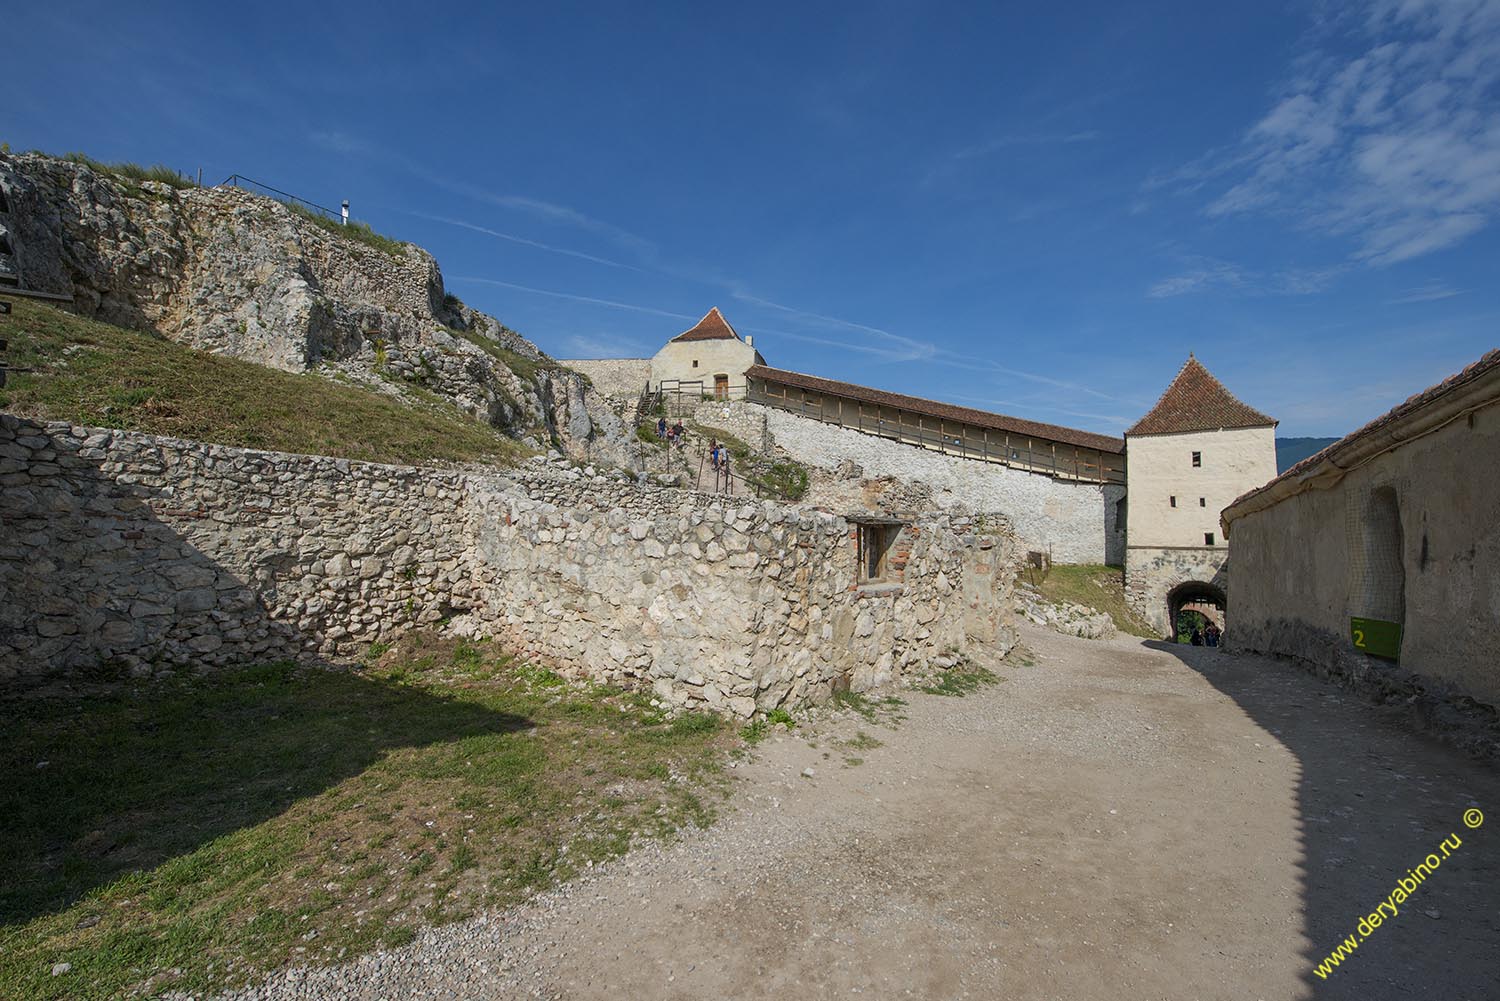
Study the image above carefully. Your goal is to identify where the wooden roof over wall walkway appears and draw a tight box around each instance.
[745,365,1125,485]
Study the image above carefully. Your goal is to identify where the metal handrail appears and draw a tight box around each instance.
[218,175,342,221]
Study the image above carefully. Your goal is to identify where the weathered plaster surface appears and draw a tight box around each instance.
[650,339,760,398]
[1225,404,1500,709]
[559,358,652,400]
[1124,426,1277,548]
[763,406,1123,564]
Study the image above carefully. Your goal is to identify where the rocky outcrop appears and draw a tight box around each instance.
[0,152,631,462]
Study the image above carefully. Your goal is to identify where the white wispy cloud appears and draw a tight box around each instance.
[406,211,645,272]
[307,129,659,262]
[950,393,1133,428]
[731,292,939,362]
[1147,257,1345,298]
[1165,0,1500,266]
[559,333,652,359]
[1386,281,1465,303]
[449,277,699,322]
[951,131,1102,160]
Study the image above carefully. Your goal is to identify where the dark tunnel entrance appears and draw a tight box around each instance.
[1167,580,1226,645]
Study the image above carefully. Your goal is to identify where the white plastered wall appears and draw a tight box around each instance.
[1125,426,1277,549]
[650,339,760,398]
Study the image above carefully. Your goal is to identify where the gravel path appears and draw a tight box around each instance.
[206,625,1500,1000]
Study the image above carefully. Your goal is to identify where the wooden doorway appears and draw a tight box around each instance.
[714,374,729,399]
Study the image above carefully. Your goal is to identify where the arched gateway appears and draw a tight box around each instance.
[1168,579,1227,639]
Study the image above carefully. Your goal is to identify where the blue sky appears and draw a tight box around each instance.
[7,1,1498,437]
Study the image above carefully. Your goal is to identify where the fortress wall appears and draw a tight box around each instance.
[559,358,651,400]
[761,406,1124,565]
[1,416,1016,713]
[0,416,475,681]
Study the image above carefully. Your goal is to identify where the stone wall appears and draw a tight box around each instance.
[1,417,1016,715]
[470,487,1014,715]
[689,399,772,450]
[559,358,651,400]
[1124,547,1228,638]
[0,417,475,680]
[761,405,1124,564]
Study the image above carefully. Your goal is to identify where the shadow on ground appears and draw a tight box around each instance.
[0,666,531,926]
[1148,639,1500,1000]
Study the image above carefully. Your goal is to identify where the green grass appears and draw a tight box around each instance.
[62,153,194,191]
[1034,564,1157,638]
[284,201,408,258]
[451,326,561,385]
[918,663,1001,697]
[690,422,754,461]
[0,300,526,466]
[739,706,796,744]
[0,635,734,1000]
[755,460,810,501]
[829,690,907,725]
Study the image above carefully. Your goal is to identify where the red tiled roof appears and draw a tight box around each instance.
[671,307,741,342]
[1126,356,1276,436]
[746,365,1124,454]
[1228,348,1500,514]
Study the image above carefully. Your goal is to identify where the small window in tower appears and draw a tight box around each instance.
[1170,496,1177,507]
[1199,497,1206,507]
[1204,532,1215,546]
[1191,451,1202,467]
[692,359,699,368]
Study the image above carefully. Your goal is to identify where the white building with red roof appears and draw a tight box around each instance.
[1123,355,1279,637]
[649,307,765,400]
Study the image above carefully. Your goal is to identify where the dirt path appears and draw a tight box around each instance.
[220,625,1500,1001]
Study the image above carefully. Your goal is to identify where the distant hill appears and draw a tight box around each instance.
[1276,437,1341,474]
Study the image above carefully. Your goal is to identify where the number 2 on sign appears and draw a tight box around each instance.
[1353,629,1366,648]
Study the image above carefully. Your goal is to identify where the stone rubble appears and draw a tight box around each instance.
[1013,582,1117,640]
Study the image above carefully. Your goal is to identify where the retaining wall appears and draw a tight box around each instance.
[1,417,1016,715]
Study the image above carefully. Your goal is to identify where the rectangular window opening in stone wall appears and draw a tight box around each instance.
[1170,495,1177,507]
[855,521,902,584]
[1204,532,1215,546]
[1346,485,1406,635]
[1191,451,1202,467]
[1199,497,1206,507]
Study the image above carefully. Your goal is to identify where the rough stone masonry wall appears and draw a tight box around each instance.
[0,417,476,681]
[1124,547,1229,639]
[1,417,1016,713]
[470,484,1016,717]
